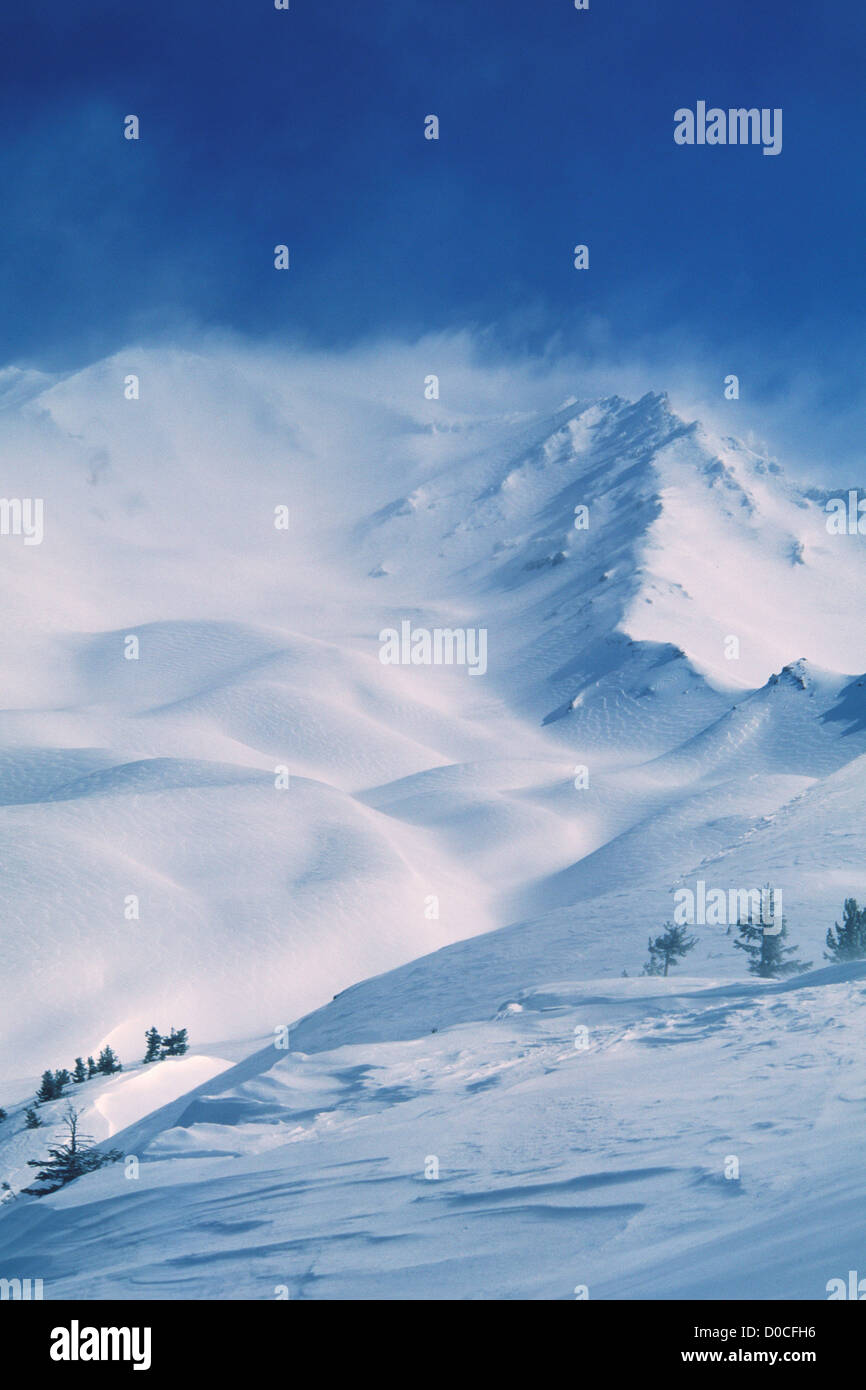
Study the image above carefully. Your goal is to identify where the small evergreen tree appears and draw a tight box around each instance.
[22,1105,122,1196]
[72,1057,87,1084]
[143,1027,162,1064]
[735,913,812,978]
[641,940,664,976]
[86,1056,97,1079]
[642,922,697,977]
[0,1108,6,1122]
[24,1107,42,1129]
[53,1068,71,1096]
[96,1046,122,1075]
[161,1027,188,1058]
[825,898,866,963]
[35,1070,56,1104]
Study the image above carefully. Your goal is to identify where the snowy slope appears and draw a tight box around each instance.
[0,345,864,1299]
[3,963,866,1300]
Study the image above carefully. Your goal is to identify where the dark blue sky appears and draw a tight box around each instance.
[1,0,863,430]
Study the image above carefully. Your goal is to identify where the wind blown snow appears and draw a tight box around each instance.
[1,342,864,1300]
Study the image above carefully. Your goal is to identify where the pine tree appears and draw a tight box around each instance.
[642,922,697,977]
[96,1046,122,1075]
[641,938,664,976]
[24,1107,42,1129]
[86,1056,97,1079]
[161,1027,189,1058]
[143,1027,162,1064]
[72,1057,87,1084]
[35,1070,56,1104]
[825,898,866,963]
[53,1069,71,1096]
[22,1105,122,1196]
[735,912,812,978]
[0,1108,6,1122]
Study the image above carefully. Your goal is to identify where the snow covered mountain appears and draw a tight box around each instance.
[1,345,864,1299]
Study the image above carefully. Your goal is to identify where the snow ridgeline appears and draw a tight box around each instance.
[0,351,864,1295]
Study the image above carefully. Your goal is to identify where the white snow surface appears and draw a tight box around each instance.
[0,345,865,1299]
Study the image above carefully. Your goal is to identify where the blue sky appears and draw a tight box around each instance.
[1,0,863,462]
